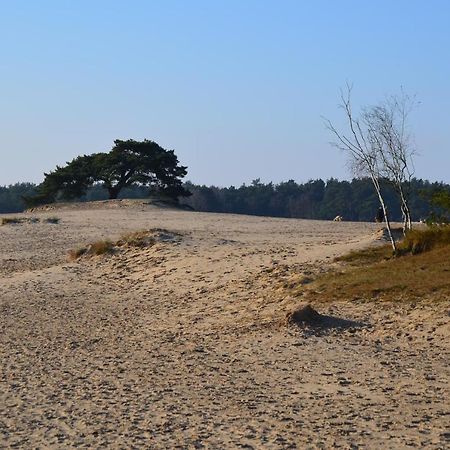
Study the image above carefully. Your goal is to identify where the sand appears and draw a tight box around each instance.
[1,201,449,449]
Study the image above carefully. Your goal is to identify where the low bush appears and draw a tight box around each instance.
[399,225,450,254]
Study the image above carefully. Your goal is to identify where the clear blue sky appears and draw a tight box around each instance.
[1,0,449,186]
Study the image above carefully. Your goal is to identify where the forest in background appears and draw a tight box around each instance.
[1,178,449,222]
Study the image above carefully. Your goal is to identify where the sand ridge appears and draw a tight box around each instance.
[1,204,449,448]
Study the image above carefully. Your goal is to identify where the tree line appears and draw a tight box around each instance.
[181,178,449,222]
[1,177,449,222]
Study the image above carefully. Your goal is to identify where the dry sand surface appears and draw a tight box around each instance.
[1,200,449,449]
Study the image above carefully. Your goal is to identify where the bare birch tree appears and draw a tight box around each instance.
[362,91,417,233]
[324,84,398,252]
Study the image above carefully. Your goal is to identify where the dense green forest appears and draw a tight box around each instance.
[181,179,450,222]
[1,178,449,222]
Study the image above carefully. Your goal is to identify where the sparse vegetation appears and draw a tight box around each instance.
[1,216,60,225]
[68,240,115,260]
[67,228,175,261]
[284,226,450,303]
[400,225,450,254]
[1,217,24,225]
[117,230,156,248]
[335,245,394,266]
[1,217,39,225]
[44,217,60,224]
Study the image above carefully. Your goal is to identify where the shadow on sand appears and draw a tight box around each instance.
[286,304,367,335]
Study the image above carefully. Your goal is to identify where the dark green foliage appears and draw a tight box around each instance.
[420,187,450,224]
[430,190,450,223]
[2,177,450,221]
[24,139,190,207]
[0,183,37,213]
[181,178,450,222]
[432,190,450,211]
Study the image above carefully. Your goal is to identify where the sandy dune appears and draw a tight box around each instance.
[1,202,449,449]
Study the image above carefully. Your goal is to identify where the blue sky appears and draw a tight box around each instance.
[1,1,449,185]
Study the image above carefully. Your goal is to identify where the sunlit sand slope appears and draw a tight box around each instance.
[1,204,448,448]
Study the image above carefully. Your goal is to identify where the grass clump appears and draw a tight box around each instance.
[117,230,156,248]
[68,247,88,260]
[1,216,60,225]
[68,229,163,261]
[1,217,24,225]
[335,245,394,266]
[399,225,450,254]
[68,240,114,260]
[89,240,114,255]
[1,217,40,225]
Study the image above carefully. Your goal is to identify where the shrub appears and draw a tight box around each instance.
[400,225,450,254]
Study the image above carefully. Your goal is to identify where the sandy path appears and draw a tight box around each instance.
[1,205,449,449]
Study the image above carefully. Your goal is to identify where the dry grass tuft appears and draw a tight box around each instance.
[68,240,114,260]
[117,231,156,248]
[1,216,60,225]
[1,217,39,225]
[67,247,88,260]
[89,240,114,255]
[335,245,394,266]
[67,229,172,261]
[1,217,24,225]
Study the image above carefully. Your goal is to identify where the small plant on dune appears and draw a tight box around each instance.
[68,240,114,260]
[67,247,88,260]
[89,240,114,255]
[67,229,177,262]
[1,217,39,225]
[44,217,60,224]
[117,231,156,248]
[1,217,23,225]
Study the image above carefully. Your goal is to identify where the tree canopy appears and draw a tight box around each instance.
[25,139,191,206]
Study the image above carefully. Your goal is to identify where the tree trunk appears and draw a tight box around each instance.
[399,193,412,234]
[372,177,397,253]
[108,186,120,199]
